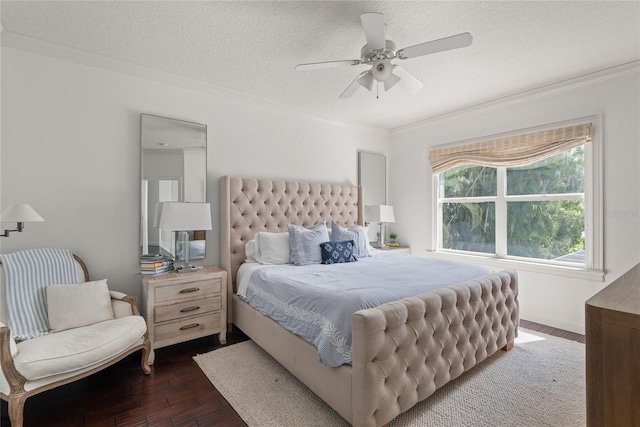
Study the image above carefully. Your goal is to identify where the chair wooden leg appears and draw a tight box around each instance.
[141,344,152,373]
[8,393,27,427]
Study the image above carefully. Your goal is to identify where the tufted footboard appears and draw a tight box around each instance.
[351,269,518,427]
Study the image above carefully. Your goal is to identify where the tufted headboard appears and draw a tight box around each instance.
[219,176,363,320]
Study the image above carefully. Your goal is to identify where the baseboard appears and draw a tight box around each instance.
[520,313,585,335]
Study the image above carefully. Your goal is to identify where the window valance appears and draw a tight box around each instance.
[429,123,592,174]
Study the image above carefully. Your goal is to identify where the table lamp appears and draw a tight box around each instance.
[158,202,212,271]
[365,205,395,247]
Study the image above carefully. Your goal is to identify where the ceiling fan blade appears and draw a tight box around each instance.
[398,32,473,59]
[393,66,423,93]
[360,12,386,50]
[383,73,401,91]
[296,59,360,71]
[339,71,371,99]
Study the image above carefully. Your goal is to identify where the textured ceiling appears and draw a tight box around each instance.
[1,1,639,130]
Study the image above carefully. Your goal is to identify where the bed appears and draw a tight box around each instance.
[219,176,519,427]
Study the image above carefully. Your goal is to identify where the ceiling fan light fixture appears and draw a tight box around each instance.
[357,72,375,91]
[296,12,473,99]
[372,59,393,82]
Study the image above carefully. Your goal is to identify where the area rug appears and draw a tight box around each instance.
[194,329,585,427]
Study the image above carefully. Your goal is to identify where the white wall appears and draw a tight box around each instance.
[0,47,388,299]
[388,71,640,334]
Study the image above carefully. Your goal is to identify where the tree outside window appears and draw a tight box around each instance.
[440,146,585,264]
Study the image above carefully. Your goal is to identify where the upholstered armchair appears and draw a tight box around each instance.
[0,253,151,427]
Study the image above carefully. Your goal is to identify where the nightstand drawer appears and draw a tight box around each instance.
[154,296,221,323]
[154,277,221,303]
[154,312,222,347]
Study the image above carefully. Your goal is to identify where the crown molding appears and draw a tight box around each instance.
[0,31,389,135]
[391,60,640,133]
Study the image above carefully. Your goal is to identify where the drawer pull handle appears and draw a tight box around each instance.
[180,306,200,313]
[179,287,200,294]
[180,323,200,330]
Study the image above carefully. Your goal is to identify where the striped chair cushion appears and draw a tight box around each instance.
[0,248,77,340]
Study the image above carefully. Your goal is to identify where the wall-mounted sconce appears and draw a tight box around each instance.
[0,204,45,237]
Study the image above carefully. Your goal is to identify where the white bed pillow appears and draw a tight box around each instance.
[245,239,258,262]
[362,226,375,253]
[254,231,291,264]
[47,279,115,332]
[331,221,371,258]
[288,222,329,266]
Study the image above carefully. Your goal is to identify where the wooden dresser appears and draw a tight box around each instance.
[585,263,640,427]
[142,267,227,362]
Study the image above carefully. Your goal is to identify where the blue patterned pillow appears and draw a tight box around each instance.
[320,240,358,264]
[288,222,329,266]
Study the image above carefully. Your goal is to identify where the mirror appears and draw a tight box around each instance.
[358,151,386,207]
[358,151,386,242]
[140,114,207,260]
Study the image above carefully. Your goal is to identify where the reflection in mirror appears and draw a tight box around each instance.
[358,151,386,243]
[140,114,207,261]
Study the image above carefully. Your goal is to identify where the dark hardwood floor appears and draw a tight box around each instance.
[519,319,585,344]
[1,320,583,427]
[0,331,251,427]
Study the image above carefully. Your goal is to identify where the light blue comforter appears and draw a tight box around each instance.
[242,254,489,367]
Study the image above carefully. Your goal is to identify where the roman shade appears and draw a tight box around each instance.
[429,123,592,174]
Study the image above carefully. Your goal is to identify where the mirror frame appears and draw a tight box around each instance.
[140,114,207,261]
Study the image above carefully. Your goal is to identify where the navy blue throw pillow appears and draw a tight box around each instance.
[320,240,358,264]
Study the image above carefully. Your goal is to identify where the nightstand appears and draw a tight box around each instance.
[142,267,227,363]
[375,245,411,254]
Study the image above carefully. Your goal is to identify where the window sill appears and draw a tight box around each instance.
[425,250,605,282]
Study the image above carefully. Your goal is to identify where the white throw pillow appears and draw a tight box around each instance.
[255,231,291,264]
[47,279,115,332]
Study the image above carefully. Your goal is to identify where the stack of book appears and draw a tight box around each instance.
[140,255,174,275]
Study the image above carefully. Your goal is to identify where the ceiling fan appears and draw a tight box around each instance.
[295,12,473,99]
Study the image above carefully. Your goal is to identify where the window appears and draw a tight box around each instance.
[432,118,602,273]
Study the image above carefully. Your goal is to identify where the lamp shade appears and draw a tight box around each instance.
[366,205,395,223]
[158,202,212,231]
[383,73,401,91]
[372,59,393,82]
[357,71,375,91]
[0,204,44,223]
